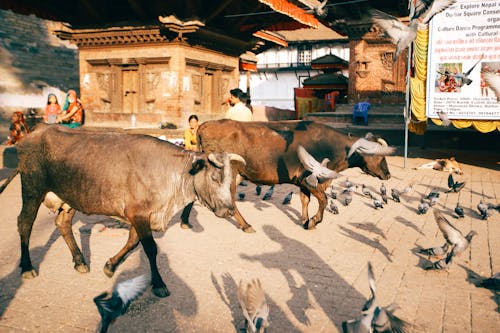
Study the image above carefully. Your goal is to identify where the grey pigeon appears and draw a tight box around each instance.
[434,209,477,258]
[373,198,384,209]
[327,200,339,214]
[342,262,410,333]
[418,242,449,258]
[453,56,483,87]
[237,279,270,333]
[417,199,430,215]
[424,251,454,271]
[447,173,465,193]
[256,185,262,196]
[304,0,329,18]
[369,1,457,60]
[297,145,340,187]
[428,196,439,207]
[343,192,353,206]
[437,111,451,126]
[391,188,400,203]
[381,193,388,204]
[330,188,337,200]
[362,184,372,197]
[282,191,293,205]
[402,183,414,194]
[345,178,353,189]
[482,69,500,102]
[477,200,489,220]
[380,183,386,196]
[454,203,465,218]
[94,274,149,333]
[426,189,440,200]
[238,192,246,201]
[262,185,274,201]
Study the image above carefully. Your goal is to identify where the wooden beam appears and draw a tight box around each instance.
[206,0,234,23]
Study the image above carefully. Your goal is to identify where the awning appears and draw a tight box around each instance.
[258,0,320,29]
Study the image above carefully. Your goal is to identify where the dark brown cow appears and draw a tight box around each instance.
[3,124,244,297]
[186,119,394,232]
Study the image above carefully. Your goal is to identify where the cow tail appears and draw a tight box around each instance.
[0,169,19,194]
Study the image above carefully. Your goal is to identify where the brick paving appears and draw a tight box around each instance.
[0,149,499,332]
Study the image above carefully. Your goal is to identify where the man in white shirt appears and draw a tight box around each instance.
[225,88,253,122]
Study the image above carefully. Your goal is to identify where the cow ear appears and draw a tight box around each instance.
[189,158,206,175]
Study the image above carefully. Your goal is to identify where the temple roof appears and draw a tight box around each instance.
[303,73,348,88]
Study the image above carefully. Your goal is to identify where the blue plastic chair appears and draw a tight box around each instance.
[352,102,370,125]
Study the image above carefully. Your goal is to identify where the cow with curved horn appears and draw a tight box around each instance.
[185,120,395,232]
[0,124,245,298]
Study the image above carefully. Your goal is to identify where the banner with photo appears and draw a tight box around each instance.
[426,0,500,120]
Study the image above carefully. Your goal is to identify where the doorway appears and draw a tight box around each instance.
[122,68,139,114]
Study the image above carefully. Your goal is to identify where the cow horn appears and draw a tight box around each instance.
[377,138,388,147]
[207,153,224,168]
[228,153,246,166]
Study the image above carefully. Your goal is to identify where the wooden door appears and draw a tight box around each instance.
[122,69,139,114]
[203,73,213,112]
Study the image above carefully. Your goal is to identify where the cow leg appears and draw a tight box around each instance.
[180,202,194,229]
[228,166,254,233]
[54,209,89,273]
[308,186,329,229]
[18,196,43,279]
[233,205,255,233]
[300,188,312,229]
[103,226,140,278]
[135,221,170,298]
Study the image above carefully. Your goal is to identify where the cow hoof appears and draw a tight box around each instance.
[242,226,256,233]
[303,220,316,230]
[103,261,116,278]
[21,269,38,279]
[180,222,193,229]
[75,263,90,273]
[152,286,171,298]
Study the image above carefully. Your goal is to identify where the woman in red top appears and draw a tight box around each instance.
[44,93,61,124]
[57,90,83,128]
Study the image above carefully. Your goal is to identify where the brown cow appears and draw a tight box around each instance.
[185,119,394,232]
[2,124,245,297]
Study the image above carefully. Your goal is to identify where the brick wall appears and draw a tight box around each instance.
[0,9,79,139]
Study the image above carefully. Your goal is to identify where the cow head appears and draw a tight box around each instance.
[191,152,246,218]
[347,134,394,180]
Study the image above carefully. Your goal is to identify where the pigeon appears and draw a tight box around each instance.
[452,55,484,87]
[446,173,465,193]
[362,184,372,197]
[477,200,489,220]
[402,183,414,194]
[378,194,386,205]
[238,192,246,201]
[303,0,329,18]
[297,145,340,188]
[330,188,337,199]
[436,111,451,126]
[428,196,440,207]
[262,185,274,201]
[425,189,440,200]
[373,198,384,209]
[424,251,454,271]
[481,69,500,102]
[94,274,149,333]
[454,203,465,218]
[341,262,410,333]
[369,1,457,60]
[282,191,293,205]
[255,185,262,196]
[237,279,270,333]
[434,209,477,258]
[418,242,449,258]
[417,199,430,215]
[380,183,386,196]
[391,188,400,203]
[345,178,353,189]
[327,200,339,214]
[343,192,353,206]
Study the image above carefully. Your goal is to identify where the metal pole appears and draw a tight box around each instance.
[404,3,413,169]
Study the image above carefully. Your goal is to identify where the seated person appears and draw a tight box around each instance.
[184,114,199,151]
[57,90,83,128]
[6,111,30,145]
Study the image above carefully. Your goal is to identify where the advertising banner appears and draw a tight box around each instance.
[426,0,500,120]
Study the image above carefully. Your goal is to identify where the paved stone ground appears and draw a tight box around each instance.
[0,149,499,332]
